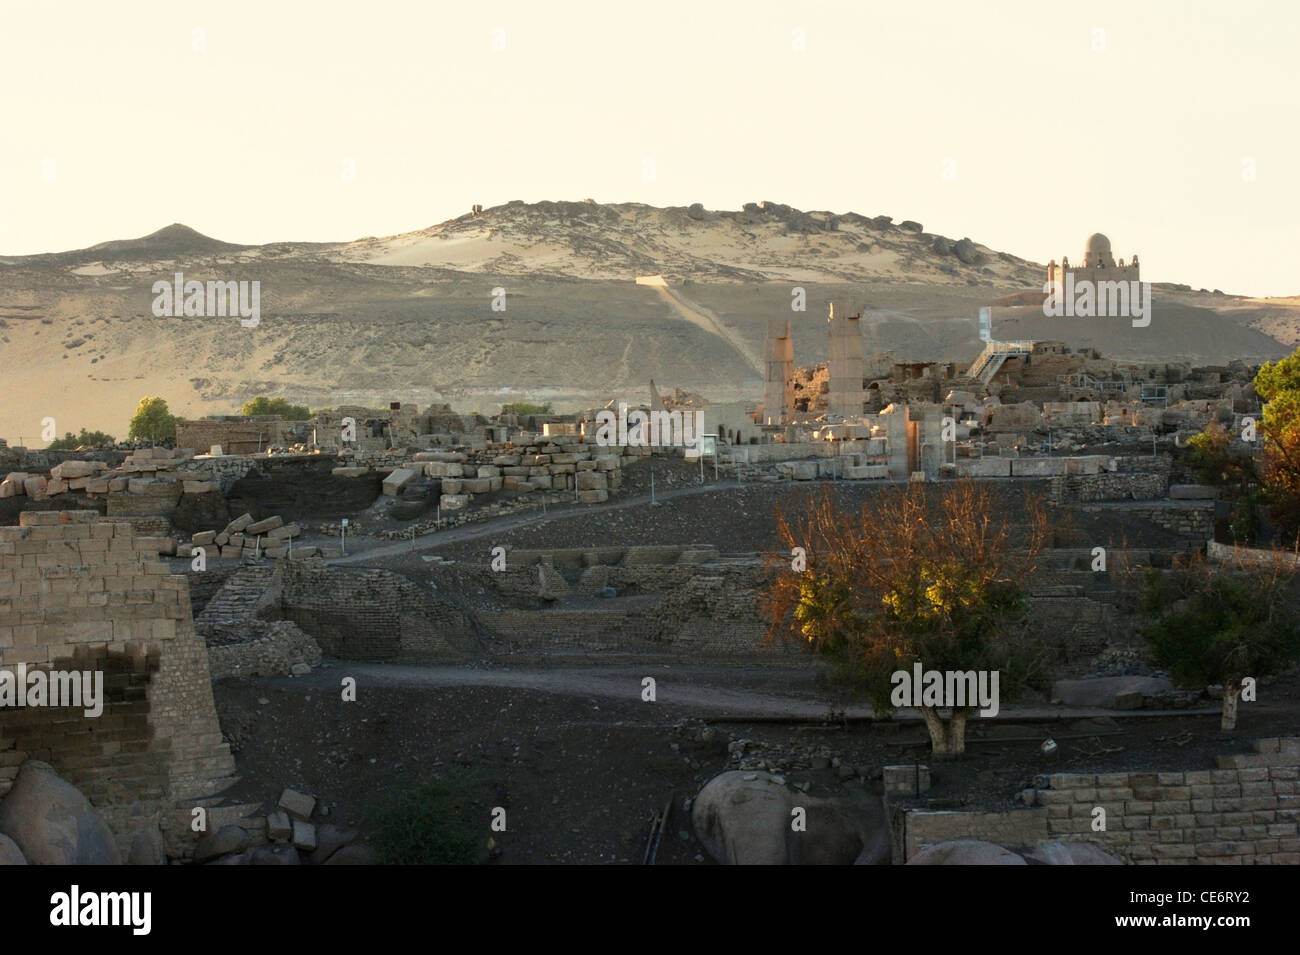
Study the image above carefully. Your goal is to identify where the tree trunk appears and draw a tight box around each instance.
[1221,680,1239,732]
[920,706,970,758]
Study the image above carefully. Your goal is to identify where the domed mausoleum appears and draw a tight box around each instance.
[1047,233,1139,288]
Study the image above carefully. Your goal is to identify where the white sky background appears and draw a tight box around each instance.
[0,0,1296,296]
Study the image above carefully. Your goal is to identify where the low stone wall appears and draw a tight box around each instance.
[1207,540,1300,570]
[1129,503,1215,538]
[1049,471,1168,503]
[898,737,1300,864]
[177,456,258,494]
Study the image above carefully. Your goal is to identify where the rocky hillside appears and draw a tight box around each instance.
[0,202,1294,440]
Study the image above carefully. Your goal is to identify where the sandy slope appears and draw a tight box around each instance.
[1,205,1296,444]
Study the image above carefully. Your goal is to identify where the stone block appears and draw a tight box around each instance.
[226,513,254,533]
[277,788,316,820]
[331,467,369,478]
[267,811,292,842]
[192,530,217,546]
[266,523,301,541]
[245,515,284,535]
[52,460,98,480]
[576,471,607,491]
[477,465,501,479]
[577,489,608,504]
[291,820,317,852]
[440,494,469,511]
[382,469,416,496]
[461,478,492,494]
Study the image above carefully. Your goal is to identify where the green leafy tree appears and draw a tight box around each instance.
[127,396,176,443]
[240,396,311,420]
[761,482,1048,757]
[1255,350,1300,544]
[1185,420,1262,544]
[1144,569,1299,731]
[46,428,116,451]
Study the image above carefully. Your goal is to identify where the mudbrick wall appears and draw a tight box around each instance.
[900,737,1300,864]
[0,509,236,858]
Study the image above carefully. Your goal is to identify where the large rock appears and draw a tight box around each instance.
[0,760,121,864]
[692,771,889,865]
[322,843,377,865]
[906,840,1026,865]
[0,834,27,865]
[309,824,359,864]
[1025,841,1124,865]
[250,844,302,865]
[194,824,250,863]
[953,237,982,265]
[127,827,166,866]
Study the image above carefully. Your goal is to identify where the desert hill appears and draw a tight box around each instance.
[0,200,1296,441]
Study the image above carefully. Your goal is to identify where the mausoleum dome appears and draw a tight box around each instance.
[1085,233,1111,256]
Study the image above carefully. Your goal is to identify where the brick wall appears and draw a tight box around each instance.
[0,509,236,858]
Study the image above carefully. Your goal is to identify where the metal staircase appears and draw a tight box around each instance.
[966,340,1037,384]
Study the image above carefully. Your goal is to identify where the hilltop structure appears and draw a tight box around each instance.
[1047,233,1140,289]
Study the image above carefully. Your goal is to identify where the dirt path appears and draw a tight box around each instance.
[654,285,764,375]
[301,662,1222,722]
[330,478,748,564]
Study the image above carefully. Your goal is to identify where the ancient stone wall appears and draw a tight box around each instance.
[106,481,182,517]
[277,559,478,660]
[1049,471,1168,503]
[900,737,1300,864]
[0,509,235,858]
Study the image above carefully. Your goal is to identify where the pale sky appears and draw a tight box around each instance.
[1,0,1296,296]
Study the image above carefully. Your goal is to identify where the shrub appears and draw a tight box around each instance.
[364,769,490,865]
